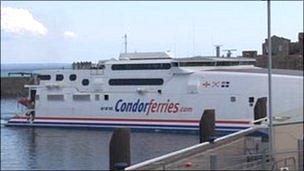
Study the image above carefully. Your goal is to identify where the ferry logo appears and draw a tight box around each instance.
[115,99,192,115]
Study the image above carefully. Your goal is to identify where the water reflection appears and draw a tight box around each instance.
[1,127,197,170]
[1,98,198,170]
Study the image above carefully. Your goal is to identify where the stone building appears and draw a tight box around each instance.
[246,32,303,70]
[242,50,258,58]
[262,35,291,56]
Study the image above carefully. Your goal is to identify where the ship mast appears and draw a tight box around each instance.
[124,34,128,53]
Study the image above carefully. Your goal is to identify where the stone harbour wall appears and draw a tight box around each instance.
[1,77,34,97]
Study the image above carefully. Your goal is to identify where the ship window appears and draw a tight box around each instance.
[249,61,256,65]
[230,96,236,102]
[82,79,89,86]
[239,61,255,65]
[47,94,64,101]
[111,63,171,70]
[56,74,64,81]
[249,97,255,107]
[171,62,178,67]
[216,61,239,66]
[69,74,77,81]
[95,94,100,101]
[73,94,90,101]
[179,62,215,67]
[97,65,105,69]
[38,75,51,80]
[249,97,255,103]
[109,78,164,86]
[104,94,109,101]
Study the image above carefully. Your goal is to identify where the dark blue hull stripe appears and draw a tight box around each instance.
[7,121,249,130]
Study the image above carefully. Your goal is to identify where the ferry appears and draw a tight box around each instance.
[6,51,303,134]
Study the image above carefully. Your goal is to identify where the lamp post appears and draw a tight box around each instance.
[267,0,274,156]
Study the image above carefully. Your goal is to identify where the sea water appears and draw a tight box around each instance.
[1,98,198,170]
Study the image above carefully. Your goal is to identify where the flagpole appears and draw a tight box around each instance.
[267,0,274,156]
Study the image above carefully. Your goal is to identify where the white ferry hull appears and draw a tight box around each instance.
[6,53,303,135]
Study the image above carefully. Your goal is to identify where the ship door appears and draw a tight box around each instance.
[30,89,36,101]
[253,97,267,124]
[30,89,36,108]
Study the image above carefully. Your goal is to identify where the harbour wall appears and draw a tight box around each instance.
[1,77,34,98]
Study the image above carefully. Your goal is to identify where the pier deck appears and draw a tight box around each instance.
[126,121,303,170]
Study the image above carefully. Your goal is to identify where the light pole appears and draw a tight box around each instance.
[267,0,274,156]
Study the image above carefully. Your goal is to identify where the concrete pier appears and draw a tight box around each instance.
[126,122,303,170]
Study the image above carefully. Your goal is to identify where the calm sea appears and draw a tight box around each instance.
[1,98,198,170]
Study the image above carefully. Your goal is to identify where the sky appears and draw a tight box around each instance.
[1,1,303,64]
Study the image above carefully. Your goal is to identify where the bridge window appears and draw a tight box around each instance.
[171,62,179,67]
[111,63,171,70]
[56,74,64,81]
[109,78,164,86]
[38,75,51,80]
[69,74,77,81]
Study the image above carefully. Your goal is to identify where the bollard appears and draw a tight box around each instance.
[199,109,215,143]
[109,128,131,171]
[254,97,267,124]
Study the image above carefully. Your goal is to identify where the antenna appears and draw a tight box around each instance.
[192,22,195,56]
[223,49,237,58]
[124,34,127,53]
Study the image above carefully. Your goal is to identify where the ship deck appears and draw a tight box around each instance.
[210,68,303,76]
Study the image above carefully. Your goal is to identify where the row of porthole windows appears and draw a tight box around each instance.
[39,94,109,101]
[38,74,89,86]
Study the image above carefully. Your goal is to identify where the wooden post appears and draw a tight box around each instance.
[109,128,131,171]
[254,97,267,124]
[199,109,215,143]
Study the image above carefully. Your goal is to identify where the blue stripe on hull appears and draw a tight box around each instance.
[6,120,250,135]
